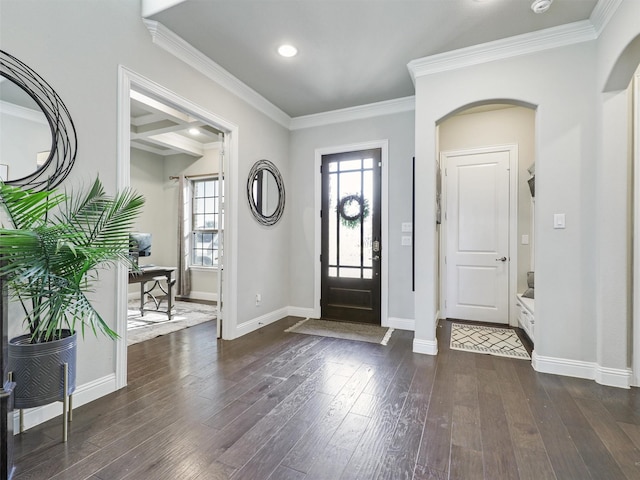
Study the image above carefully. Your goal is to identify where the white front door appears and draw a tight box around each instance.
[444,147,511,324]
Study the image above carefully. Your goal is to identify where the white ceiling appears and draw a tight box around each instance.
[130,90,222,157]
[144,0,601,118]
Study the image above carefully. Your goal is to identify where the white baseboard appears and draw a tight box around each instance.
[13,373,117,433]
[186,291,218,302]
[235,307,289,338]
[288,306,317,319]
[413,338,438,355]
[532,352,632,389]
[595,365,632,389]
[387,317,415,331]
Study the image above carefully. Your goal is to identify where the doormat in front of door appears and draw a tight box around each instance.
[285,318,394,345]
[450,323,531,360]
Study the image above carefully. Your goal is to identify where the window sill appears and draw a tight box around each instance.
[190,265,219,272]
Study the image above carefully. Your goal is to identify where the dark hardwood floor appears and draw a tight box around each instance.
[11,318,640,479]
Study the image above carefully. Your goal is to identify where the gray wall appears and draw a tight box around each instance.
[289,110,415,321]
[1,0,290,388]
[439,106,535,294]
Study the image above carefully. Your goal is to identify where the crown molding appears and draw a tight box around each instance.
[144,20,291,129]
[290,96,415,130]
[590,0,623,35]
[408,20,597,81]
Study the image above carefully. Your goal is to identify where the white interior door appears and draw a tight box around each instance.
[445,147,511,324]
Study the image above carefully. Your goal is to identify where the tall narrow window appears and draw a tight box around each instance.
[191,177,220,267]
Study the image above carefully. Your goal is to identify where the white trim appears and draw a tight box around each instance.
[387,317,415,331]
[288,306,317,319]
[532,352,596,381]
[13,374,116,433]
[408,21,597,81]
[117,66,239,388]
[235,307,289,337]
[595,365,633,389]
[143,20,291,129]
[290,96,415,130]
[141,0,186,18]
[532,352,632,389]
[314,140,389,325]
[439,144,519,326]
[413,338,438,355]
[634,71,640,387]
[185,291,218,302]
[590,0,623,36]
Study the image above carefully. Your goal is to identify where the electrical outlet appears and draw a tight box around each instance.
[255,293,261,306]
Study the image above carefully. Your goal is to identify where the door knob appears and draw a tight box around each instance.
[496,256,507,262]
[373,255,380,261]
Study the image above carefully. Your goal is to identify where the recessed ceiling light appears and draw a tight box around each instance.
[188,128,200,135]
[278,44,298,58]
[531,0,553,13]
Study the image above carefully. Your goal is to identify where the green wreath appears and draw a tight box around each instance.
[337,193,370,228]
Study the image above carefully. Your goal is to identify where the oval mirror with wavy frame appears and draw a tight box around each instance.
[0,50,77,191]
[247,159,285,226]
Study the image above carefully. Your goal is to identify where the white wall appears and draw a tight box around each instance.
[414,41,599,364]
[594,0,640,385]
[0,0,290,410]
[438,106,536,294]
[289,111,415,323]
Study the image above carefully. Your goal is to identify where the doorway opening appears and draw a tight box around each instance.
[116,67,239,389]
[438,104,536,330]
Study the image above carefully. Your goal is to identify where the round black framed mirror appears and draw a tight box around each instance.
[0,50,77,191]
[247,159,285,226]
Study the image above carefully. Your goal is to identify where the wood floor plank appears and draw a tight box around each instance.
[217,363,338,469]
[231,392,334,479]
[497,372,555,480]
[280,363,374,473]
[575,397,640,479]
[376,356,436,480]
[516,368,595,479]
[11,317,640,480]
[267,465,307,480]
[339,350,418,479]
[540,375,627,480]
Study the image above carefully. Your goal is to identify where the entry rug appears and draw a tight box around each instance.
[127,300,216,346]
[285,318,394,345]
[450,323,531,360]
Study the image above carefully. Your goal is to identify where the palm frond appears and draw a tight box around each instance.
[0,178,143,342]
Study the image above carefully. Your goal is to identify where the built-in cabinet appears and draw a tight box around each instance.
[516,294,534,342]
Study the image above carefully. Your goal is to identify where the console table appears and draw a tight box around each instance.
[128,266,176,320]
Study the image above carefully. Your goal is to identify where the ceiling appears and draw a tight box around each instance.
[144,0,601,118]
[130,90,222,157]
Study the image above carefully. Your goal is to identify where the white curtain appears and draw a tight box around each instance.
[177,175,191,298]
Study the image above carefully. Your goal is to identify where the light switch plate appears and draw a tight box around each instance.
[554,213,566,229]
[401,222,413,233]
[401,235,412,246]
[521,234,529,245]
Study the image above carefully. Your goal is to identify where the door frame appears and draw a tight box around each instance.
[116,66,239,389]
[314,140,389,325]
[439,144,519,326]
[633,70,640,387]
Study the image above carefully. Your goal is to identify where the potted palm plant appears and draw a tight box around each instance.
[0,178,143,438]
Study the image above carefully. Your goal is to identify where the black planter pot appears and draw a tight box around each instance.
[8,330,77,409]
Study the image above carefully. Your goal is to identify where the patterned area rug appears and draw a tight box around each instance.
[285,318,394,345]
[127,300,217,346]
[450,323,531,360]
